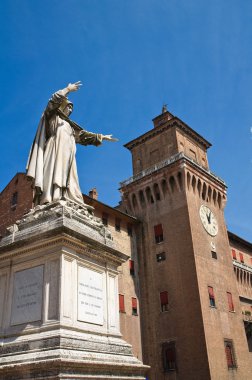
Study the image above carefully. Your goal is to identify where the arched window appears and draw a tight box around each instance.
[146,187,154,204]
[177,172,182,190]
[202,182,207,201]
[153,183,161,201]
[192,176,196,193]
[169,176,176,193]
[132,193,138,210]
[161,179,168,196]
[139,190,145,207]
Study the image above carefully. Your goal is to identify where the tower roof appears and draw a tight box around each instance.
[124,111,211,151]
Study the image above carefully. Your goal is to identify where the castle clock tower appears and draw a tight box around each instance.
[120,109,252,380]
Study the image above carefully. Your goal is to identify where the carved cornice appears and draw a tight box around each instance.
[0,231,127,266]
[124,117,211,151]
[0,201,128,265]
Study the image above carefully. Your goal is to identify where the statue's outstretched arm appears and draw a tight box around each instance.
[45,81,82,114]
[60,81,82,97]
[78,130,118,147]
[101,134,118,142]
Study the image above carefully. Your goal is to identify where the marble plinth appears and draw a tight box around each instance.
[0,201,148,380]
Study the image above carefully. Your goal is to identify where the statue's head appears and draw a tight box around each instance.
[60,98,73,117]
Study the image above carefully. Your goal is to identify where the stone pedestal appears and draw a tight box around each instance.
[0,201,148,379]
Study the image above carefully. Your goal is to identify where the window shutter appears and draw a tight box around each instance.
[239,252,244,262]
[129,260,134,270]
[154,224,163,236]
[160,291,168,305]
[231,249,237,260]
[225,344,233,367]
[132,297,137,309]
[227,292,234,311]
[208,286,214,298]
[127,223,133,236]
[119,294,125,312]
[115,218,121,231]
[102,212,109,225]
[166,347,175,362]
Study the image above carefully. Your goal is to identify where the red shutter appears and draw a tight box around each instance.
[166,347,175,362]
[160,291,168,305]
[208,286,215,298]
[225,344,233,367]
[119,294,125,312]
[132,297,137,309]
[129,260,134,270]
[239,252,244,263]
[231,249,237,260]
[154,224,163,236]
[227,292,234,312]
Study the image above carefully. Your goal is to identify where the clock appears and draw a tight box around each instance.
[199,205,218,236]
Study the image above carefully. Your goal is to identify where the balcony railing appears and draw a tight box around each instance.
[120,152,225,188]
[233,260,252,274]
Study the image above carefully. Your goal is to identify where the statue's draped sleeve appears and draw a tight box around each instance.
[45,90,67,115]
[77,130,102,147]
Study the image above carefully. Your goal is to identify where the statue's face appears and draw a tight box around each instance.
[64,104,73,117]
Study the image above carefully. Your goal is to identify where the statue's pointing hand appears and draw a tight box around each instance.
[102,134,119,142]
[67,81,82,92]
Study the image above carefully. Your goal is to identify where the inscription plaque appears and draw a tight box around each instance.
[11,265,44,325]
[78,266,104,325]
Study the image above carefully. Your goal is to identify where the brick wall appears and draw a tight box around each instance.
[0,173,33,238]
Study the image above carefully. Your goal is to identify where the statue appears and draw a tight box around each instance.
[26,81,117,206]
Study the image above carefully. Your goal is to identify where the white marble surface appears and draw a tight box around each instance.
[11,265,44,325]
[77,266,104,325]
[0,274,7,328]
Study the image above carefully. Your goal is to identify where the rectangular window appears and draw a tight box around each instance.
[208,286,216,307]
[239,252,244,263]
[132,297,138,315]
[154,224,163,244]
[227,292,234,312]
[119,294,125,313]
[160,291,169,312]
[162,342,177,372]
[115,218,121,232]
[189,148,196,160]
[231,249,237,260]
[11,192,18,207]
[127,223,133,236]
[102,212,108,226]
[156,252,166,262]
[129,260,135,276]
[211,251,217,260]
[224,340,236,369]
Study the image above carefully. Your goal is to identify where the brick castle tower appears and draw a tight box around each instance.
[120,108,252,379]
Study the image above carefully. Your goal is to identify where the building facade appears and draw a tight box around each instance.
[0,108,251,379]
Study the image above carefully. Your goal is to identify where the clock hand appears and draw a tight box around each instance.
[206,212,210,223]
[209,212,212,224]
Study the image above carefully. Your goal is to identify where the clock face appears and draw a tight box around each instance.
[199,205,218,236]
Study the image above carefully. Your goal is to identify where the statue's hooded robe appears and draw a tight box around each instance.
[26,90,102,205]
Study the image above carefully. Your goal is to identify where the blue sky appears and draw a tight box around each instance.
[0,0,251,241]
